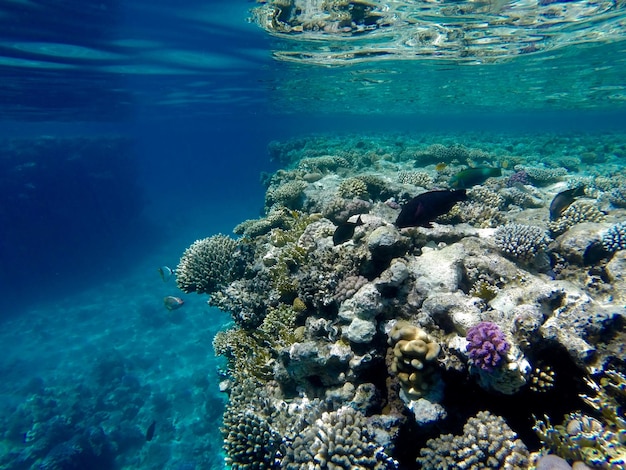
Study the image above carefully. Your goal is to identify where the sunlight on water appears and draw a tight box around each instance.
[250,0,626,65]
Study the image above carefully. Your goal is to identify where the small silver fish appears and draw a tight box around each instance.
[163,296,184,311]
[158,266,174,282]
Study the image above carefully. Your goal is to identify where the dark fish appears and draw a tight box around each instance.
[146,420,156,442]
[450,167,502,189]
[333,215,364,245]
[395,190,467,228]
[164,296,184,310]
[549,186,585,220]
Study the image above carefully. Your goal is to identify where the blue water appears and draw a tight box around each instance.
[0,0,625,469]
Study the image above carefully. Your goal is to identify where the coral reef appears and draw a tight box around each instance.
[387,321,442,401]
[466,321,510,372]
[494,223,550,263]
[417,410,530,469]
[176,234,242,294]
[534,370,626,469]
[282,406,397,469]
[602,221,626,253]
[548,201,606,236]
[175,134,626,469]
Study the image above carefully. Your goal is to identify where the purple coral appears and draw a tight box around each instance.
[466,321,510,372]
[506,170,530,187]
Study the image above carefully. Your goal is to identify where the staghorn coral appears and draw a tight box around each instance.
[601,221,626,253]
[387,320,442,400]
[282,406,397,469]
[548,201,606,236]
[176,234,241,294]
[494,223,550,262]
[417,410,529,469]
[466,321,510,372]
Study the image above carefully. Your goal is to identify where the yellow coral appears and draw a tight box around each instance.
[388,321,441,399]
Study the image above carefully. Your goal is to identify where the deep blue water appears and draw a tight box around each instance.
[1,0,626,469]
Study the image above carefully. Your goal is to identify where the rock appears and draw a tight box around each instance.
[367,225,409,260]
[338,283,383,322]
[606,250,626,302]
[551,222,609,265]
[406,398,447,426]
[408,243,464,295]
[344,317,377,343]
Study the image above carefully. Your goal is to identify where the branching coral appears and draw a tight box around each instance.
[213,305,300,383]
[222,407,282,470]
[417,410,530,469]
[602,221,626,253]
[548,201,606,236]
[282,406,396,469]
[534,370,626,469]
[338,177,369,199]
[466,321,510,372]
[398,170,433,188]
[265,180,307,211]
[176,234,241,294]
[494,223,550,262]
[298,155,350,173]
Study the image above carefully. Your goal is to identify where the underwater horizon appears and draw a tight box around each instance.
[1,1,625,469]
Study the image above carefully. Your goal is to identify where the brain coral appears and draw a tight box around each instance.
[494,223,549,262]
[417,410,529,469]
[176,234,240,294]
